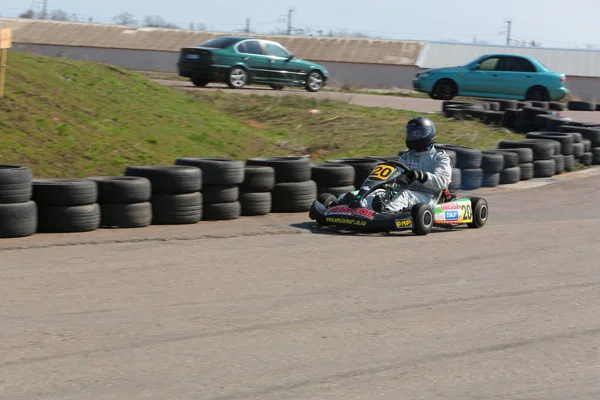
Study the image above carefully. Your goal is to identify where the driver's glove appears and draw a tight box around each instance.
[406,169,428,183]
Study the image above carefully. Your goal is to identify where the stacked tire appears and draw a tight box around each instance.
[436,144,483,190]
[86,176,152,228]
[493,151,521,185]
[480,151,504,187]
[498,139,556,178]
[32,178,101,233]
[311,162,355,196]
[557,125,600,166]
[246,156,316,213]
[175,158,244,221]
[239,165,275,216]
[324,158,380,189]
[125,166,202,225]
[0,165,37,238]
[525,132,575,174]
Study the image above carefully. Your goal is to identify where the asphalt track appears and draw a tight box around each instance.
[2,167,600,399]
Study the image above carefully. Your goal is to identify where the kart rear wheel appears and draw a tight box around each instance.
[467,197,488,228]
[317,192,337,207]
[411,203,434,235]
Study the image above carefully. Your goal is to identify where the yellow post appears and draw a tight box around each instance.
[0,28,13,99]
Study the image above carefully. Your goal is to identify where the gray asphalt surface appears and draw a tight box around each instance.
[2,168,600,400]
[155,79,600,124]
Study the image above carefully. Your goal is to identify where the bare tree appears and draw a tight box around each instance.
[143,15,180,29]
[113,12,137,26]
[49,9,69,21]
[19,9,38,19]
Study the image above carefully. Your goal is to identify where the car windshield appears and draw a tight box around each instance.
[197,37,240,49]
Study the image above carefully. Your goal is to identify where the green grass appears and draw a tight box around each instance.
[1,51,525,178]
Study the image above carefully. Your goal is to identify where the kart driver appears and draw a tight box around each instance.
[364,116,453,213]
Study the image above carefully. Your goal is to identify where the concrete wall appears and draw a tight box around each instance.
[563,77,600,102]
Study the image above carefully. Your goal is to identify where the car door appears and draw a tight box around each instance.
[504,56,538,97]
[262,41,295,84]
[235,40,270,82]
[466,56,502,95]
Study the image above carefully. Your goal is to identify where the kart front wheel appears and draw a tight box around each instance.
[467,197,488,228]
[411,203,434,235]
[317,193,337,207]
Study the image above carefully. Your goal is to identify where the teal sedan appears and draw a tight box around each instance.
[413,54,568,101]
[177,36,329,92]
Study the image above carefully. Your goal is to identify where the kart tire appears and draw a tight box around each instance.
[499,166,520,184]
[201,184,239,205]
[557,126,600,148]
[311,163,355,187]
[150,192,203,225]
[525,132,574,156]
[579,152,593,166]
[482,172,500,187]
[533,159,556,178]
[324,158,379,188]
[481,151,505,173]
[435,144,482,169]
[203,201,242,221]
[498,139,554,160]
[467,197,488,229]
[86,176,151,204]
[0,201,37,238]
[271,180,318,213]
[564,155,575,172]
[593,148,600,165]
[317,192,337,207]
[240,165,275,192]
[519,163,534,180]
[582,139,592,152]
[99,202,152,228]
[449,168,462,191]
[411,203,434,236]
[572,142,584,158]
[317,185,355,197]
[175,158,245,185]
[32,178,98,206]
[245,156,311,183]
[552,154,565,174]
[37,203,101,233]
[125,166,202,195]
[240,192,271,216]
[460,168,483,190]
[0,165,33,204]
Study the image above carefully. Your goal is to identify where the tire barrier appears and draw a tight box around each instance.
[239,165,275,216]
[0,166,37,238]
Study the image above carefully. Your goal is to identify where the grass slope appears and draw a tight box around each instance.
[1,52,524,178]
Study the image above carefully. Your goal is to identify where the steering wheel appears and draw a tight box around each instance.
[376,160,413,187]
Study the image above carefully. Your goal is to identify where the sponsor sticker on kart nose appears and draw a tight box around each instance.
[445,210,459,221]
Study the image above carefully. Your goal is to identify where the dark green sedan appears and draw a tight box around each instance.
[177,36,329,92]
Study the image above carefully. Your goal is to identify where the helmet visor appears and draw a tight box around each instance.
[406,125,432,141]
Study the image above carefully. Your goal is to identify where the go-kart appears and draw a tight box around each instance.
[308,160,488,235]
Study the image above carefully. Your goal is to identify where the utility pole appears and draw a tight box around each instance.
[287,8,294,35]
[505,19,512,45]
[41,0,48,19]
[245,17,250,33]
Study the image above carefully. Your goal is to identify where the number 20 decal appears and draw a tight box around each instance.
[460,204,472,220]
[369,165,394,180]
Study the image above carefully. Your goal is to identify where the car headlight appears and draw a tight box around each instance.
[418,72,430,78]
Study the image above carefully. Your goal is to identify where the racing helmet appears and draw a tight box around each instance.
[405,116,436,150]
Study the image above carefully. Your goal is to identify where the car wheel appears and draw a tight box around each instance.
[270,84,285,90]
[525,86,550,101]
[305,70,324,92]
[466,197,488,228]
[227,67,248,89]
[191,77,209,87]
[411,203,434,235]
[433,79,456,100]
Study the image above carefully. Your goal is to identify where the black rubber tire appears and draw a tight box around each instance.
[246,156,311,183]
[317,185,355,197]
[461,168,483,190]
[324,158,380,187]
[410,203,434,235]
[37,203,101,233]
[239,192,271,216]
[0,201,37,238]
[100,202,152,228]
[435,144,482,169]
[150,192,203,225]
[513,120,536,134]
[531,101,549,109]
[580,152,593,166]
[86,176,151,204]
[549,102,565,111]
[572,142,584,158]
[467,197,488,229]
[547,117,572,131]
[0,165,33,204]
[517,101,533,109]
[557,126,600,147]
[311,163,355,187]
[125,166,202,195]
[488,150,519,168]
[552,154,565,174]
[33,178,98,206]
[201,184,239,205]
[175,158,245,185]
[496,148,534,164]
[525,132,574,156]
[568,101,596,111]
[449,168,462,191]
[519,163,534,180]
[522,106,549,122]
[581,139,592,153]
[567,132,583,143]
[498,139,554,160]
[533,114,552,130]
[432,79,456,100]
[502,109,521,129]
[481,151,505,173]
[593,148,600,165]
[482,172,500,187]
[240,165,275,192]
[499,166,521,184]
[525,86,550,102]
[203,201,242,221]
[271,180,318,213]
[564,121,600,128]
[317,192,338,207]
[533,159,556,178]
[564,155,575,172]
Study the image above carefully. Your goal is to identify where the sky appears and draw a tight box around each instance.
[2,0,600,49]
